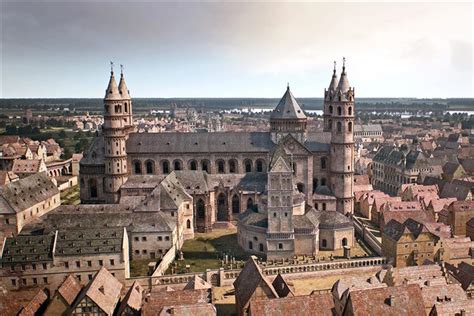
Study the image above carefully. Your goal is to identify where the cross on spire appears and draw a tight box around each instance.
[110,61,114,74]
[120,64,124,76]
[342,57,346,68]
[333,60,337,74]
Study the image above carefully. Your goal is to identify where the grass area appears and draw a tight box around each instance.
[174,228,250,273]
[60,185,80,205]
[130,258,157,277]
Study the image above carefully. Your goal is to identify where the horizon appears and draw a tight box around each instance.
[1,1,473,99]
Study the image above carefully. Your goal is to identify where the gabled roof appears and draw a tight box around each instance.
[269,140,292,172]
[73,267,123,315]
[383,218,433,241]
[270,86,306,120]
[233,256,279,312]
[18,289,49,316]
[249,292,335,316]
[117,281,143,315]
[57,275,82,306]
[184,275,212,290]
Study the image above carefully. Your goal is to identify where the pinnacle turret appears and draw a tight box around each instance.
[104,65,121,100]
[118,64,131,99]
[336,57,350,94]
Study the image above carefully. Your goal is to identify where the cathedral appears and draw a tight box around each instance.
[80,61,356,259]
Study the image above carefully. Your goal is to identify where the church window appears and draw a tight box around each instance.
[217,160,225,173]
[348,107,352,115]
[88,179,98,198]
[259,243,264,252]
[201,160,209,173]
[313,178,318,193]
[337,122,342,133]
[232,194,240,213]
[162,161,170,174]
[297,183,304,193]
[197,199,205,219]
[248,241,253,250]
[186,219,191,229]
[329,106,333,114]
[348,122,353,132]
[273,213,277,217]
[173,160,182,171]
[133,161,142,174]
[321,157,327,169]
[328,119,332,130]
[284,212,288,217]
[337,106,342,116]
[247,198,254,211]
[322,203,326,211]
[342,238,348,247]
[189,160,197,170]
[321,178,327,186]
[322,239,327,248]
[244,160,252,173]
[229,160,237,173]
[146,160,154,174]
[278,243,283,250]
[256,159,265,172]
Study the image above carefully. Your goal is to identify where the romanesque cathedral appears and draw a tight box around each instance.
[79,63,355,259]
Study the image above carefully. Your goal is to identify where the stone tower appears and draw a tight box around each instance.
[323,62,338,132]
[330,60,355,214]
[266,143,295,259]
[270,86,307,144]
[103,65,133,203]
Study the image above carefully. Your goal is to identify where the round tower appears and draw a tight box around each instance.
[330,59,355,214]
[323,61,338,132]
[103,64,133,203]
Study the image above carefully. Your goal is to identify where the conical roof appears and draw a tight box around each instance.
[336,65,350,94]
[104,71,121,100]
[118,72,131,99]
[270,86,307,120]
[325,66,339,101]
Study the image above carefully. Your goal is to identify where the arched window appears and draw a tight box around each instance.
[337,121,342,132]
[321,178,327,186]
[313,178,318,193]
[248,241,253,250]
[259,243,264,252]
[229,160,237,173]
[201,160,209,173]
[145,160,154,174]
[348,107,352,116]
[189,160,197,171]
[348,122,353,132]
[173,160,182,171]
[186,219,191,229]
[162,160,170,174]
[328,119,332,130]
[256,159,264,173]
[321,157,327,170]
[322,203,327,211]
[196,199,205,219]
[322,239,327,248]
[247,198,254,211]
[297,183,304,193]
[329,105,333,114]
[244,160,252,173]
[342,238,348,247]
[232,194,240,214]
[89,179,98,198]
[217,160,225,173]
[133,161,142,174]
[337,106,342,116]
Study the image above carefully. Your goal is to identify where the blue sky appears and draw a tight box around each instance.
[1,1,473,98]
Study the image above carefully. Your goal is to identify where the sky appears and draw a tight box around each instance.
[1,1,473,98]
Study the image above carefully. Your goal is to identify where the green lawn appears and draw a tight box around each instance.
[130,259,157,277]
[171,228,250,273]
[60,185,80,205]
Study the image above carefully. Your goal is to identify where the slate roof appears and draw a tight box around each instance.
[0,234,54,263]
[440,182,471,200]
[383,218,432,241]
[80,136,105,165]
[444,262,474,291]
[270,86,307,120]
[271,274,295,298]
[55,228,124,257]
[313,210,353,230]
[12,159,44,174]
[127,132,274,154]
[249,292,335,316]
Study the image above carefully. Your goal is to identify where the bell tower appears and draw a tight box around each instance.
[323,61,338,132]
[330,58,355,214]
[103,63,133,203]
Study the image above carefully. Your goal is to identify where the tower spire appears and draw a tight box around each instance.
[105,62,120,100]
[118,64,131,99]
